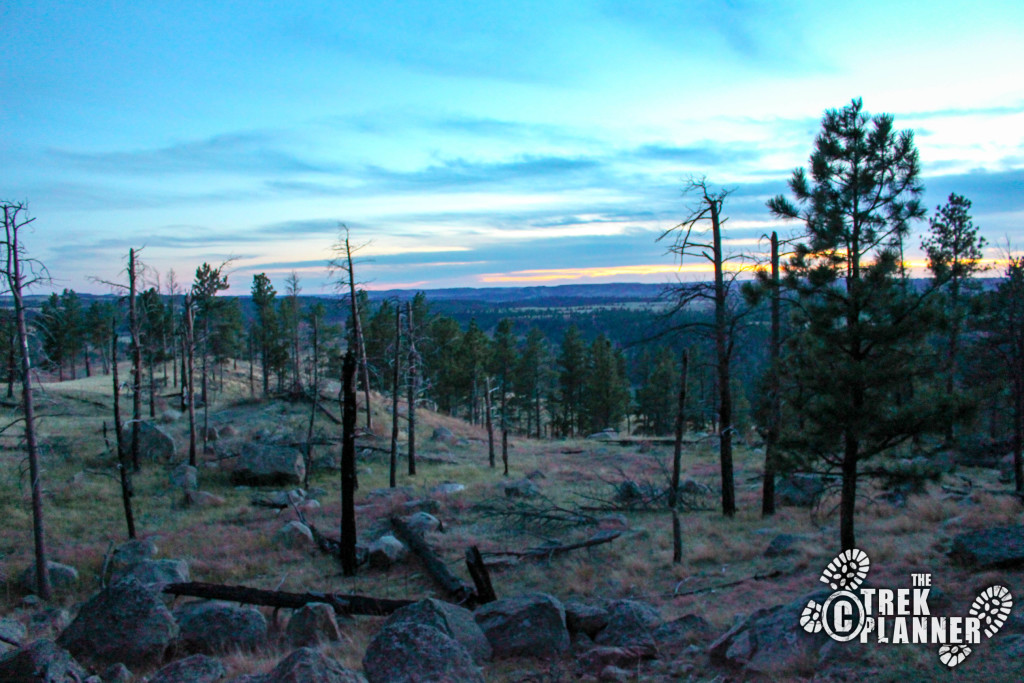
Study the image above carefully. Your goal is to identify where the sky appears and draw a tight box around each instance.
[2,0,1023,295]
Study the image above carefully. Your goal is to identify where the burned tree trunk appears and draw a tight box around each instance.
[340,350,358,576]
[390,307,402,488]
[163,582,413,616]
[112,321,136,538]
[762,231,781,517]
[183,295,197,468]
[391,516,474,604]
[406,301,418,476]
[485,376,495,468]
[128,248,143,473]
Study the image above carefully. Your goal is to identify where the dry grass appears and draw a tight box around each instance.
[1,361,1023,680]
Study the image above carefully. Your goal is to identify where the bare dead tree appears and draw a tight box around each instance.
[1,201,51,599]
[762,231,782,516]
[670,350,689,563]
[183,294,197,467]
[328,225,372,430]
[658,177,757,517]
[340,350,358,576]
[485,376,495,468]
[390,305,402,488]
[111,320,136,538]
[406,300,419,476]
[128,249,143,471]
[304,309,321,491]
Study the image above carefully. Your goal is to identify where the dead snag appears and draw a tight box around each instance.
[465,546,497,604]
[340,350,358,576]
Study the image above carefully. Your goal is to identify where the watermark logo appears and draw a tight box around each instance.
[800,549,1013,668]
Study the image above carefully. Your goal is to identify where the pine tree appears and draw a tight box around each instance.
[554,324,587,436]
[768,98,943,551]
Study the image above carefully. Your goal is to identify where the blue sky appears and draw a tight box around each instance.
[2,0,1023,295]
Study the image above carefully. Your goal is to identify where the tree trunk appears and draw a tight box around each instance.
[502,429,509,476]
[711,202,735,517]
[762,232,780,517]
[390,308,401,488]
[184,297,197,468]
[340,351,358,576]
[840,433,859,551]
[163,582,412,616]
[305,315,320,491]
[406,301,417,476]
[5,206,51,600]
[669,350,689,509]
[112,321,136,539]
[485,376,495,468]
[129,248,142,473]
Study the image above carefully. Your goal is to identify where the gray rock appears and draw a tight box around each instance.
[115,558,189,590]
[588,429,618,440]
[26,608,71,639]
[171,464,199,491]
[20,561,79,596]
[150,654,226,683]
[404,512,441,534]
[367,535,407,569]
[652,614,714,656]
[575,646,652,675]
[501,479,539,498]
[275,521,314,549]
[385,598,491,663]
[775,474,828,508]
[430,427,457,444]
[254,647,366,683]
[708,591,831,675]
[363,622,482,683]
[287,603,343,647]
[431,482,465,495]
[764,533,806,558]
[0,639,87,682]
[231,443,306,486]
[950,525,1024,568]
[101,663,133,683]
[474,592,569,659]
[594,600,662,652]
[57,575,178,668]
[564,601,609,638]
[110,539,159,574]
[0,618,26,654]
[120,420,177,462]
[174,601,268,654]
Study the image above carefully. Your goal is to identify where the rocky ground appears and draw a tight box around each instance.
[1,364,1023,681]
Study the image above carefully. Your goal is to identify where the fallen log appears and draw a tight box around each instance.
[482,529,622,561]
[390,516,475,605]
[163,582,412,616]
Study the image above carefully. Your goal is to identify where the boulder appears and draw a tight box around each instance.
[120,421,177,462]
[254,647,366,683]
[231,443,305,486]
[949,525,1024,568]
[192,491,227,507]
[110,538,159,574]
[775,474,827,508]
[764,533,806,558]
[26,608,71,640]
[150,654,226,683]
[363,622,482,683]
[430,427,457,445]
[0,639,87,682]
[385,598,491,663]
[101,662,133,683]
[367,535,407,570]
[402,498,441,514]
[275,521,315,549]
[56,575,178,668]
[287,603,343,647]
[0,618,26,654]
[565,601,609,638]
[708,591,831,675]
[115,558,189,591]
[20,561,79,596]
[171,464,199,491]
[474,593,569,659]
[652,614,714,656]
[431,482,465,495]
[220,425,239,438]
[594,600,662,652]
[174,601,268,654]
[501,479,539,499]
[588,429,617,440]
[404,512,441,535]
[575,645,652,675]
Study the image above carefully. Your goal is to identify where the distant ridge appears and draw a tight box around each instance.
[367,282,670,304]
